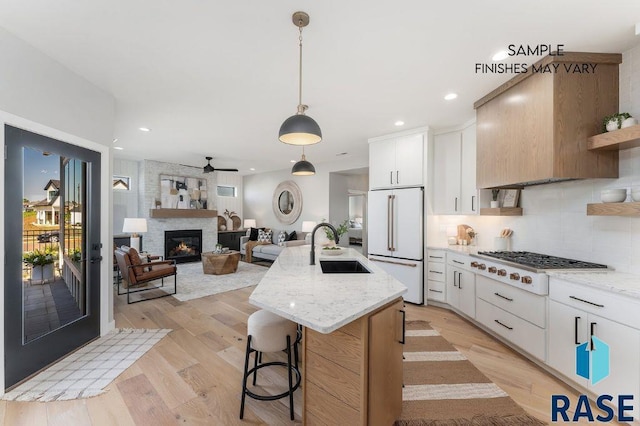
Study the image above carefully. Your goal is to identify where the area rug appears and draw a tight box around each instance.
[172,260,267,302]
[2,328,170,402]
[396,320,544,425]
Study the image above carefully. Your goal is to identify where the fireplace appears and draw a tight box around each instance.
[165,229,202,264]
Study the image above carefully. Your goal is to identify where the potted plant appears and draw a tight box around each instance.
[490,189,500,208]
[322,219,349,244]
[603,113,632,132]
[24,247,57,282]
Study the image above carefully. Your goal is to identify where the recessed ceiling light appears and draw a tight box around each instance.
[290,160,296,163]
[492,50,509,61]
[444,93,458,101]
[394,121,405,127]
[249,168,255,171]
[112,138,118,144]
[139,127,151,132]
[114,146,124,150]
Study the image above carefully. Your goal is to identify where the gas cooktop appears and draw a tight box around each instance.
[476,251,608,270]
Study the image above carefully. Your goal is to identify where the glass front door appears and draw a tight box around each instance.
[4,125,101,389]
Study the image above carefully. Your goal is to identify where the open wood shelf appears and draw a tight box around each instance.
[587,125,640,151]
[149,209,217,218]
[479,207,523,216]
[587,202,640,216]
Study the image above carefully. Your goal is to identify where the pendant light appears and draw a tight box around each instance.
[291,146,316,176]
[279,11,322,146]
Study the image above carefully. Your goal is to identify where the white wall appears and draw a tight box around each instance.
[428,41,640,275]
[216,172,243,230]
[113,158,140,233]
[0,26,115,393]
[243,157,368,233]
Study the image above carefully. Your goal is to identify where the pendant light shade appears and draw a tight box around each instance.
[291,148,315,176]
[279,11,322,146]
[279,113,322,145]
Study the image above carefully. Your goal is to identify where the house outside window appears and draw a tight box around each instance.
[217,185,237,197]
[113,175,130,191]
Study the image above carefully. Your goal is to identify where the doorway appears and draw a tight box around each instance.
[4,125,101,389]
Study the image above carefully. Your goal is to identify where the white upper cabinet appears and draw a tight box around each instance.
[369,132,424,189]
[433,123,477,214]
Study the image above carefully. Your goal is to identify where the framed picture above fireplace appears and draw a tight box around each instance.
[159,174,208,209]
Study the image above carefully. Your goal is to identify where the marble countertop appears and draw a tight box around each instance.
[249,246,407,334]
[547,271,640,300]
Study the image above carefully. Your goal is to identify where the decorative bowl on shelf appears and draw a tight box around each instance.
[601,189,627,203]
[321,247,344,256]
[631,189,640,202]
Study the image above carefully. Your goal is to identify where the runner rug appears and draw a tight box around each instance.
[396,320,545,425]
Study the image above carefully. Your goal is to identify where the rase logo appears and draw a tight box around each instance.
[575,334,609,385]
[551,334,635,422]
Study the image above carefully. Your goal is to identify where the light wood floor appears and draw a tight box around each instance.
[0,287,622,425]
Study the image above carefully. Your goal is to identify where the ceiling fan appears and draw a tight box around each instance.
[202,156,238,173]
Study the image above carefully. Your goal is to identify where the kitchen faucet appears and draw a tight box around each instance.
[310,222,340,265]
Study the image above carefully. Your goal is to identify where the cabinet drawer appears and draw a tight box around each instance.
[476,298,546,361]
[427,262,445,281]
[549,278,640,330]
[426,280,445,301]
[476,275,546,328]
[427,250,446,263]
[447,252,473,271]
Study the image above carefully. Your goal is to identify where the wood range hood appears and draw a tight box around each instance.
[474,52,622,189]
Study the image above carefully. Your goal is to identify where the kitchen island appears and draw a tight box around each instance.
[250,245,407,425]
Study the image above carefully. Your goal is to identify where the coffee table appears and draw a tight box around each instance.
[201,250,241,275]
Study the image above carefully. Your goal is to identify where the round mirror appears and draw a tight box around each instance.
[272,181,302,225]
[278,190,293,214]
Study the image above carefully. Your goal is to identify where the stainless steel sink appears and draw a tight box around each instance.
[320,260,371,274]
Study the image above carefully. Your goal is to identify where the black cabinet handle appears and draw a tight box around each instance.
[454,197,458,211]
[390,171,393,185]
[494,319,513,330]
[494,292,513,302]
[452,260,464,265]
[428,289,443,293]
[399,309,406,344]
[429,270,443,274]
[396,170,399,184]
[458,272,462,290]
[471,195,476,211]
[453,272,458,288]
[590,322,596,351]
[569,295,604,308]
[429,256,443,259]
[574,316,581,345]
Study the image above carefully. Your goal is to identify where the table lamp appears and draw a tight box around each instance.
[301,221,317,233]
[122,218,147,253]
[243,219,256,229]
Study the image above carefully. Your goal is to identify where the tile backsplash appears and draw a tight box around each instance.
[428,42,640,275]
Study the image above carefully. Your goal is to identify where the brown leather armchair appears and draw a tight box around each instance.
[114,246,177,304]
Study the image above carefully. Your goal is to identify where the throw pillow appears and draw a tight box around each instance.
[258,229,272,243]
[286,230,297,241]
[278,230,288,246]
[249,227,261,241]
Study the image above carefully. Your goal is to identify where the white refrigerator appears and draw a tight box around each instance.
[368,187,424,304]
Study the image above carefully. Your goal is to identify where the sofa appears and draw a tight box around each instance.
[239,229,307,262]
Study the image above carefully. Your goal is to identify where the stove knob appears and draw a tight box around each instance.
[521,276,533,284]
[488,266,497,274]
[478,263,486,271]
[497,269,507,276]
[471,261,478,268]
[509,272,520,281]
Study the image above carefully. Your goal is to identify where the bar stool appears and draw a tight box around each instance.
[239,309,301,421]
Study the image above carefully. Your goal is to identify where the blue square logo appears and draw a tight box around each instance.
[576,336,609,385]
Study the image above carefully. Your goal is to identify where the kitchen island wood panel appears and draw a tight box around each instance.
[475,52,621,188]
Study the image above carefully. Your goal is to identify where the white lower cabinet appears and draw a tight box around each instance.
[426,250,446,302]
[446,255,475,318]
[548,278,640,420]
[475,275,546,361]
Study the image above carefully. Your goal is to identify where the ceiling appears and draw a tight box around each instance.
[1,1,639,175]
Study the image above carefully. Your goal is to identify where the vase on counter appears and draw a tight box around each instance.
[606,119,619,132]
[490,200,499,208]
